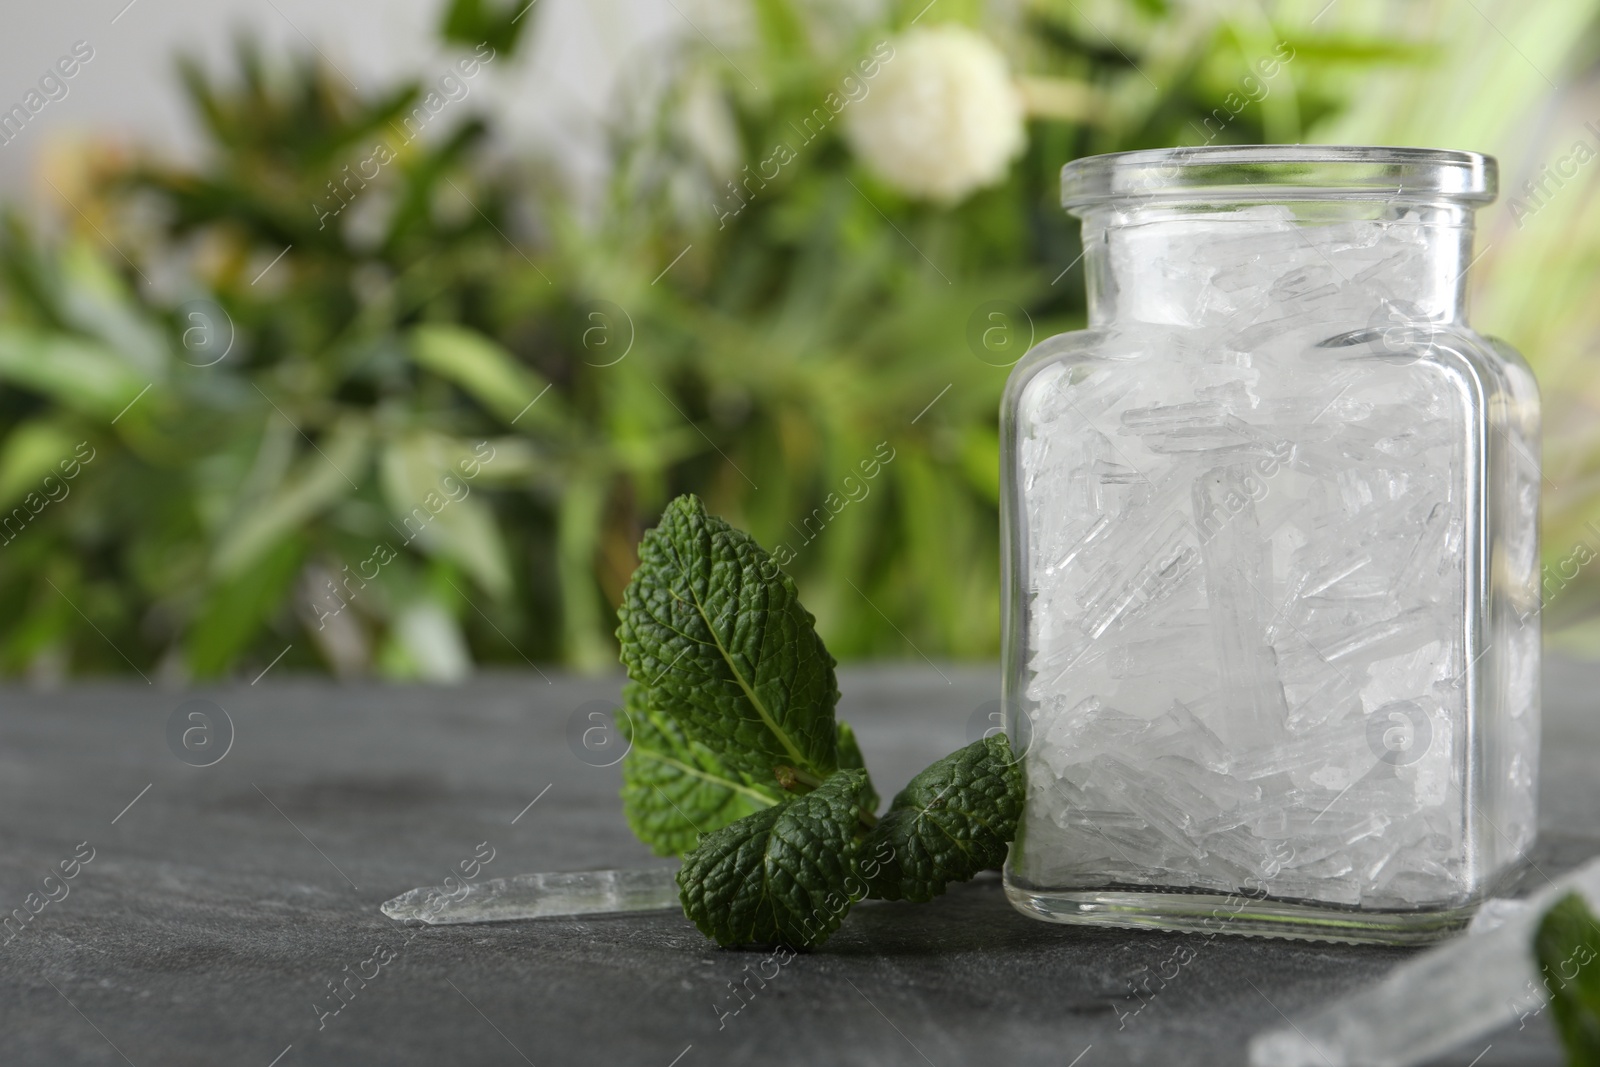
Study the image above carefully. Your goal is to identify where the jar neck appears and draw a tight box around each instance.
[1077,201,1477,329]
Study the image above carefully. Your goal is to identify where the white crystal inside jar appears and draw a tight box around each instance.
[1008,201,1536,912]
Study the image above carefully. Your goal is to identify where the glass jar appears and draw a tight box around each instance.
[1000,146,1541,944]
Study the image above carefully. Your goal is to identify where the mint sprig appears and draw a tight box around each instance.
[616,495,1024,948]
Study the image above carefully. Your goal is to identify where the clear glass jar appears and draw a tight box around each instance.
[1000,146,1541,944]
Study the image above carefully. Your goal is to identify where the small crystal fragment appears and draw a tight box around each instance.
[1249,856,1600,1067]
[381,867,680,925]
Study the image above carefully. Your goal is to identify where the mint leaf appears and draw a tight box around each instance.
[1534,892,1600,1065]
[614,498,1024,949]
[862,735,1025,903]
[617,495,840,785]
[835,720,878,815]
[677,769,870,947]
[619,684,783,857]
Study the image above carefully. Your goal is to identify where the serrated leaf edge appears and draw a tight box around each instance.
[655,505,819,773]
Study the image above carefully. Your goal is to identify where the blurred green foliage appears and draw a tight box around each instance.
[0,0,1529,679]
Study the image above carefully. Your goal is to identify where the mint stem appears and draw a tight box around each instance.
[775,764,824,792]
[776,764,878,829]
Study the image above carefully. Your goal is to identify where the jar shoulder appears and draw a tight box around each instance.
[1336,322,1542,434]
[1001,322,1539,424]
[1000,327,1114,418]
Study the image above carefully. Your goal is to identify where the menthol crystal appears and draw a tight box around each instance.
[1249,857,1600,1066]
[1007,203,1539,914]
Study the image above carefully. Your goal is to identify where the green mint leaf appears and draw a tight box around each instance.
[617,495,840,785]
[619,684,783,857]
[835,720,878,815]
[677,769,871,948]
[862,734,1025,903]
[1534,892,1600,1064]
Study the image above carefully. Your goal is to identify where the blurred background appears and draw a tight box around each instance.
[0,0,1596,684]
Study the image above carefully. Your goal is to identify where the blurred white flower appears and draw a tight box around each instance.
[844,25,1025,204]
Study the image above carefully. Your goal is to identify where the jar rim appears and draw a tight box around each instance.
[1060,145,1497,211]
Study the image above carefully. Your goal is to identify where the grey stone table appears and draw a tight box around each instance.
[1,659,1596,1067]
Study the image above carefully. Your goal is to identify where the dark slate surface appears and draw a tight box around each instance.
[0,659,1594,1067]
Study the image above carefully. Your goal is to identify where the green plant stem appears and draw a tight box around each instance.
[775,764,878,829]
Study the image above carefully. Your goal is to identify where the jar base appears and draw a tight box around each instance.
[1004,883,1476,945]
